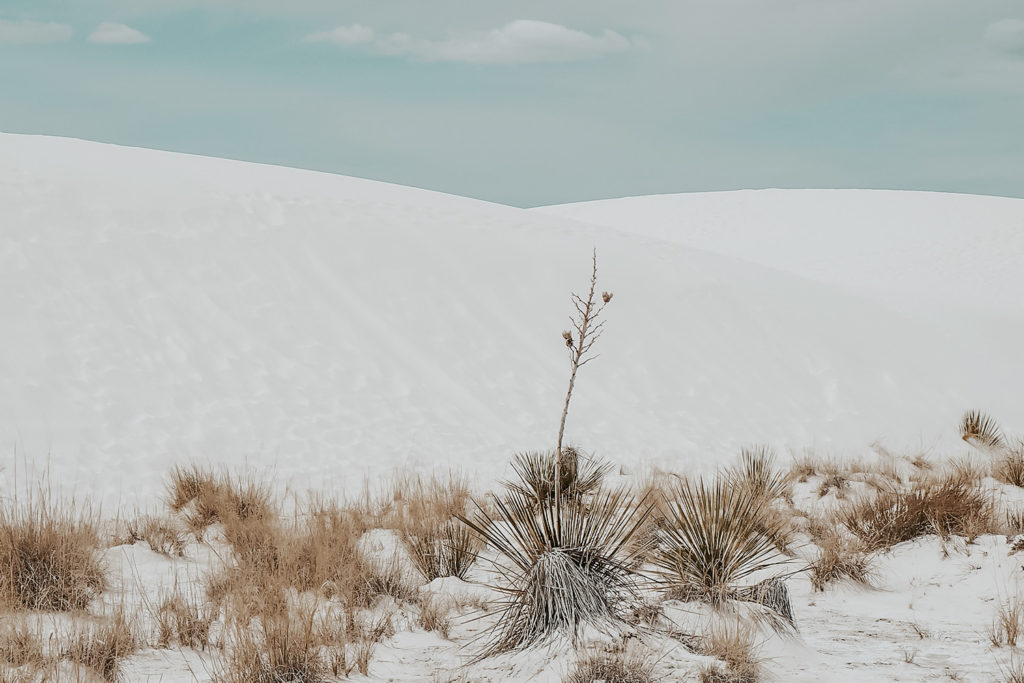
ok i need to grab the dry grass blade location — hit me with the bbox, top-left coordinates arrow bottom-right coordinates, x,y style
457,484 -> 651,657
960,410 -> 1005,450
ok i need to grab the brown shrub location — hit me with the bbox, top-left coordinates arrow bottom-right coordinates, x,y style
63,611 -> 139,682
565,642 -> 656,683
696,619 -> 761,683
842,475 -> 995,551
809,527 -> 873,591
156,592 -> 213,650
0,501 -> 105,611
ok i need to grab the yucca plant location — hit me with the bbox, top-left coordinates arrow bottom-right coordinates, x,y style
652,478 -> 793,627
458,483 -> 652,657
404,521 -> 480,581
961,410 -> 1006,450
725,446 -> 787,503
507,447 -> 611,506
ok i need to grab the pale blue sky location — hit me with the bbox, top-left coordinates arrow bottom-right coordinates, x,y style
2,1 -> 1023,206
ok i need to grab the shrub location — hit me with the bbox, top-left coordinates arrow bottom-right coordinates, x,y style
652,478 -> 791,625
809,528 -> 872,591
696,619 -> 762,683
565,642 -> 656,683
960,410 -> 1005,450
63,611 -> 139,682
842,475 -> 994,551
996,442 -> 1024,488
0,501 -> 105,611
726,447 -> 787,503
992,594 -> 1024,647
156,592 -> 213,650
508,448 -> 611,506
458,483 -> 652,657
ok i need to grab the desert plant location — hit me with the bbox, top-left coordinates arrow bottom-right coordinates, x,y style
404,521 -> 480,581
0,500 -> 105,611
565,642 -> 656,683
508,447 -> 611,506
842,475 -> 995,550
156,591 -> 213,650
961,410 -> 1005,450
63,611 -> 139,682
652,478 -> 792,625
726,447 -> 787,503
696,618 -> 762,683
555,250 -> 613,509
996,441 -> 1024,488
458,483 -> 652,657
992,594 -> 1024,647
809,528 -> 873,591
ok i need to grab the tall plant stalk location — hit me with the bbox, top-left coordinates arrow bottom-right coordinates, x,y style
555,250 -> 612,513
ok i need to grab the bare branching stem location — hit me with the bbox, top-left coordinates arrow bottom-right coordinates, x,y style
554,250 -> 612,513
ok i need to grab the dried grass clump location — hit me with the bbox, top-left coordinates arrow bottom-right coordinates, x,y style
0,622 -> 47,669
166,466 -> 272,541
417,595 -> 452,639
564,642 -> 656,683
841,475 -> 995,551
808,527 -> 873,591
697,619 -> 762,683
652,478 -> 792,626
214,593 -> 326,683
995,442 -> 1024,488
727,447 -> 787,504
156,592 -> 213,650
386,473 -> 482,581
63,612 -> 139,682
991,594 -> 1024,647
458,482 -> 652,657
0,501 -> 105,611
131,516 -> 188,557
404,522 -> 479,582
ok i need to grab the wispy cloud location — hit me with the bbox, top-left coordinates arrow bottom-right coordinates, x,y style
304,20 -> 638,64
985,18 -> 1024,57
88,22 -> 150,45
303,23 -> 374,46
0,19 -> 72,44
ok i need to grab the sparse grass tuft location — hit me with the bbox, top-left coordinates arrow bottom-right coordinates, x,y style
156,591 -> 213,650
564,642 -> 656,683
417,595 -> 452,639
809,527 -> 873,591
0,500 -> 105,611
63,611 -> 139,682
0,621 -> 47,669
991,594 -> 1024,647
696,619 -> 762,683
727,446 -> 787,503
996,441 -> 1024,488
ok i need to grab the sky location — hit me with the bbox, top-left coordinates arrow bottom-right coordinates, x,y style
1,1 -> 1023,207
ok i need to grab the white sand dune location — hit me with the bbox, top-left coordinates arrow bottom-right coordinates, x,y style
6,134 -> 1024,681
3,134 -> 1023,511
